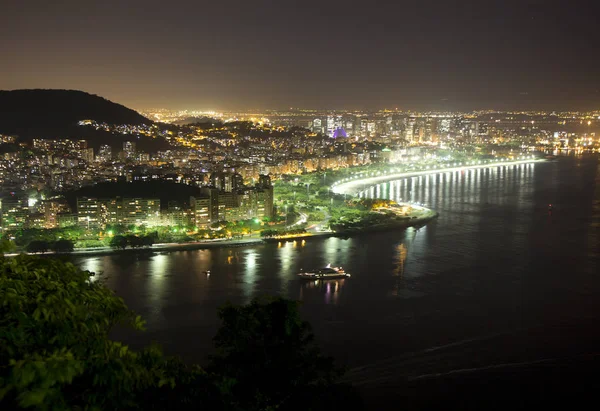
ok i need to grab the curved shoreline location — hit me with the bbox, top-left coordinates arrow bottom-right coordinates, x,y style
332,158 -> 544,195
329,209 -> 438,236
264,210 -> 439,242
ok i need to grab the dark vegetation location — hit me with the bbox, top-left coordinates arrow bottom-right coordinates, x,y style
24,239 -> 75,254
10,227 -> 83,247
0,255 -> 362,410
329,211 -> 411,232
65,181 -> 203,210
0,89 -> 170,151
0,89 -> 149,127
0,143 -> 19,154
109,234 -> 155,250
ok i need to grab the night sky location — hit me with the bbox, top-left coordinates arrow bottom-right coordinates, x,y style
1,0 -> 599,111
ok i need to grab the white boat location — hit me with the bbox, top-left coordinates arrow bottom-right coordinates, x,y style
298,264 -> 351,280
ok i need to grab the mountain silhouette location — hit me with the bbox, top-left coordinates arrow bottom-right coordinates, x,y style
0,89 -> 170,151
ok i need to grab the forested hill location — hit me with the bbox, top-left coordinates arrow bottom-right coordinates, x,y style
0,89 -> 172,151
0,89 -> 150,130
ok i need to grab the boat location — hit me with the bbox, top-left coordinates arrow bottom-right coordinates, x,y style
298,264 -> 351,280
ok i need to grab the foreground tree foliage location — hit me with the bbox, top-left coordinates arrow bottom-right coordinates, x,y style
0,256 -> 362,410
0,238 -> 16,254
209,298 -> 362,411
0,255 -> 221,409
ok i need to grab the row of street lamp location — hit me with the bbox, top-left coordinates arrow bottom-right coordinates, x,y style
331,155 -> 537,189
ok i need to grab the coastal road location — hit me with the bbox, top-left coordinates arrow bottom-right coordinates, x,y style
306,207 -> 331,233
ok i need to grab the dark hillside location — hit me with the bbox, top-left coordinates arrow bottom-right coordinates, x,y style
0,89 -> 149,129
0,89 -> 170,151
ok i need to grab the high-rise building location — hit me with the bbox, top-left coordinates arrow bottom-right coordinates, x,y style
1,196 -> 29,231
199,187 -> 220,222
210,172 -> 244,192
39,200 -> 71,229
367,122 -> 376,134
97,145 -> 112,162
424,118 -> 434,142
77,197 -> 160,229
326,115 -> 343,137
439,118 -> 452,135
256,174 -> 273,219
360,118 -> 368,135
190,196 -> 211,227
210,172 -> 225,191
253,187 -> 273,219
218,192 -> 242,222
214,188 -> 274,222
192,175 -> 274,224
123,141 -> 136,159
120,198 -> 160,226
232,173 -> 244,191
353,117 -> 362,136
76,197 -> 102,229
312,118 -> 323,134
161,202 -> 189,227
57,213 -> 77,228
405,118 -> 416,142
79,147 -> 94,162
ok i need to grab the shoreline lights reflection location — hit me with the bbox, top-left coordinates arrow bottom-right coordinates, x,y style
359,162 -> 536,213
300,279 -> 345,305
333,158 -> 542,195
72,157 -> 556,343
81,257 -> 102,282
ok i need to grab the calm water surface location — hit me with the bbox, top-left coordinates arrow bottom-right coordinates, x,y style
75,155 -> 600,378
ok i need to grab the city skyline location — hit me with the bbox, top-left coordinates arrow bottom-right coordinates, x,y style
2,0 -> 599,111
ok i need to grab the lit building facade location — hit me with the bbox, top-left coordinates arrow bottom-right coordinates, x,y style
77,197 -> 160,229
1,196 -> 29,231
96,145 -> 112,162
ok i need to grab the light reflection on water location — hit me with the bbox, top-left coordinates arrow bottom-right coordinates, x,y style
81,257 -> 102,282
243,249 -> 258,300
148,254 -> 169,317
85,163 -> 541,317
72,158 -> 600,366
361,163 -> 536,213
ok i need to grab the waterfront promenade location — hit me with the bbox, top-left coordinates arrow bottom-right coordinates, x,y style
331,158 -> 544,195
